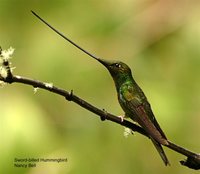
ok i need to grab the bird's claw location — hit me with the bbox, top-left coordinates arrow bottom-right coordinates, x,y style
118,115 -> 124,122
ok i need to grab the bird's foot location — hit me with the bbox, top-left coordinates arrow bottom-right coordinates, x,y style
117,115 -> 125,122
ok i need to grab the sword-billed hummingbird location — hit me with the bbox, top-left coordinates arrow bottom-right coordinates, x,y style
32,11 -> 170,165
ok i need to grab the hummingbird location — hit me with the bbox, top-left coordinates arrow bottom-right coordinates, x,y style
31,11 -> 170,165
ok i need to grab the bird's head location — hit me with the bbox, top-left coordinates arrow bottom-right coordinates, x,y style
96,58 -> 132,86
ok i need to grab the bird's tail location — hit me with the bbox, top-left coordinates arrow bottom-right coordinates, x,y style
151,138 -> 170,166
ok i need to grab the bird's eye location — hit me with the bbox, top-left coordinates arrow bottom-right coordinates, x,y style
114,63 -> 121,68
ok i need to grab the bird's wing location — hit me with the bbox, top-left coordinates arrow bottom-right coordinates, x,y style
122,85 -> 168,145
143,101 -> 167,139
136,85 -> 168,139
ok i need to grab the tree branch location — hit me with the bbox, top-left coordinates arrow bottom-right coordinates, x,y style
0,51 -> 199,170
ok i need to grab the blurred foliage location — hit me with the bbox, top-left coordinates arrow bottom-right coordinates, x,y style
0,0 -> 200,173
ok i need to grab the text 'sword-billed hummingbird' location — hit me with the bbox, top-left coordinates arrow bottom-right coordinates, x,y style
32,11 -> 170,165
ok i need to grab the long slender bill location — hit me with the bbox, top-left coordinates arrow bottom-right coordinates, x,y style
31,11 -> 101,62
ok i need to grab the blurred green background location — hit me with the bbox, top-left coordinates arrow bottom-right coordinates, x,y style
0,0 -> 200,173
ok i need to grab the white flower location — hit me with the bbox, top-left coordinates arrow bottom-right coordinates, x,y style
1,47 -> 15,60
0,47 -> 15,80
123,127 -> 132,138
